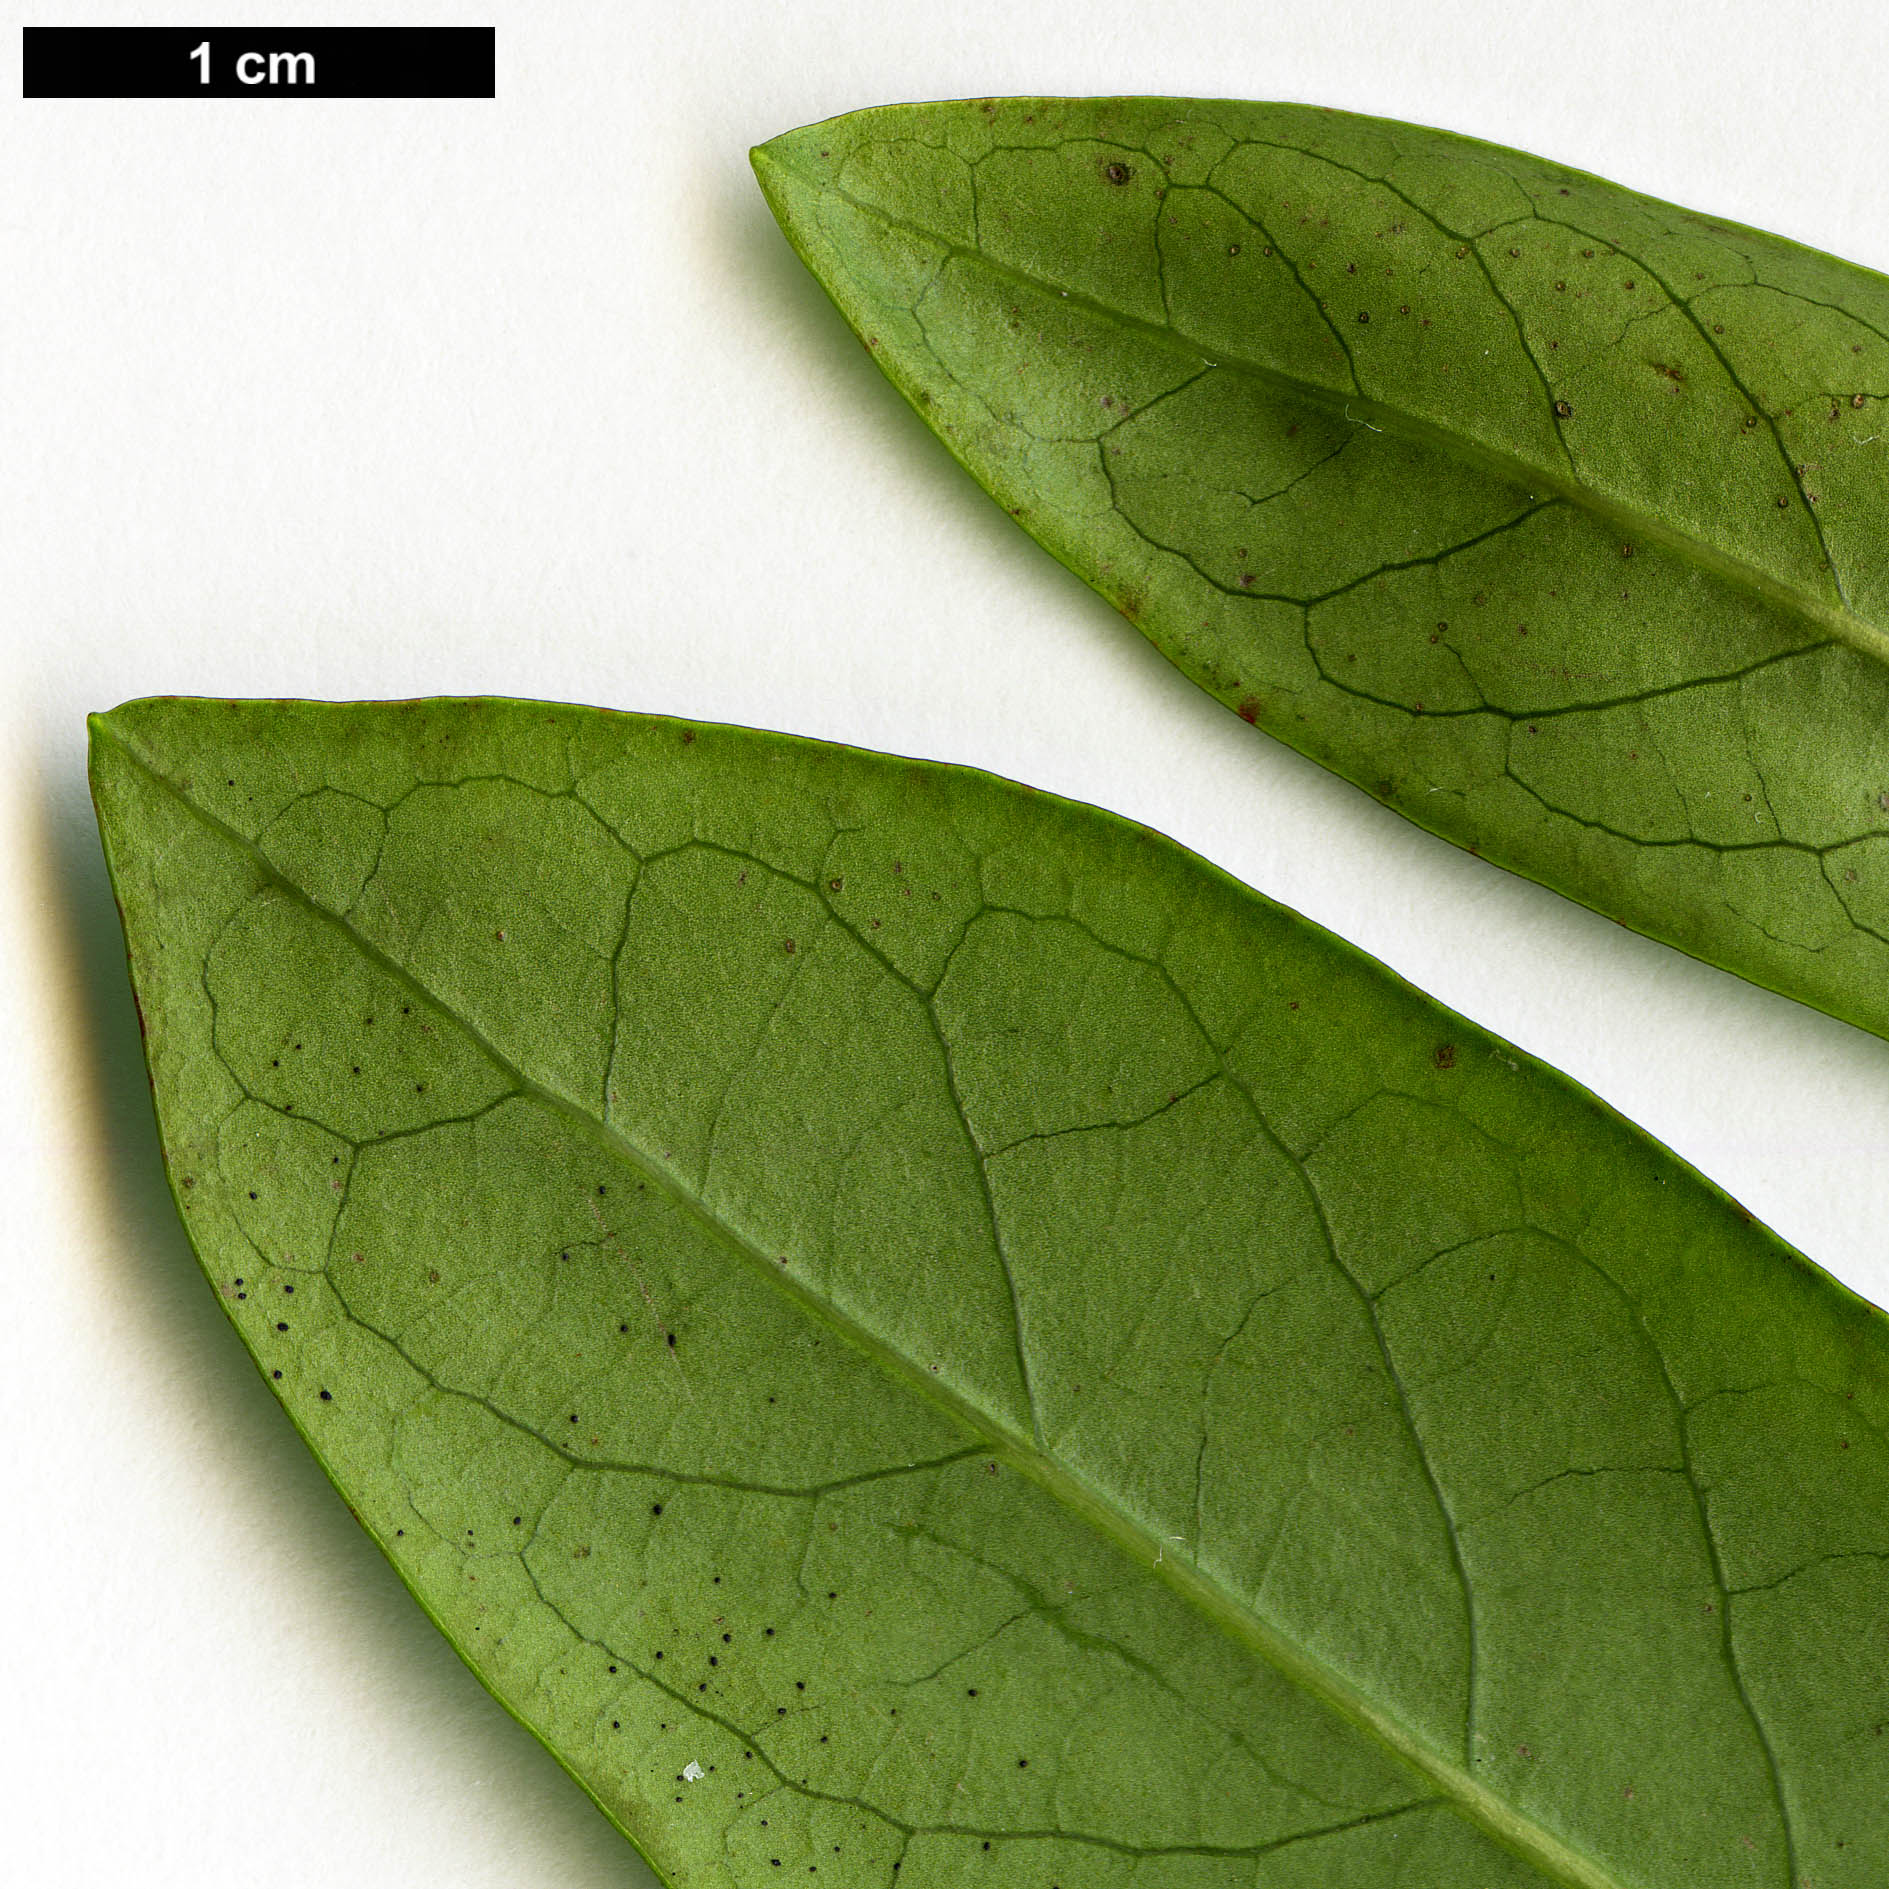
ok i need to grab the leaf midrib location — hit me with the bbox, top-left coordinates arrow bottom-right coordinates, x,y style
755,144 -> 1889,677
102,717 -> 1627,1889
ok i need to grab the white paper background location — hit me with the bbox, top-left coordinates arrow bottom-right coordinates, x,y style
5,2 -> 1888,1880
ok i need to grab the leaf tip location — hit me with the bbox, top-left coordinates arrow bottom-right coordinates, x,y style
86,706 -> 125,791
749,128 -> 819,230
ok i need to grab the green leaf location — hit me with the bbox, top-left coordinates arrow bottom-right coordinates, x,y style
752,98 -> 1889,1045
93,696 -> 1889,1887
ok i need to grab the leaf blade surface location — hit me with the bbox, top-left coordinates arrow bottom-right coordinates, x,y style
753,97 -> 1889,1043
93,697 -> 1889,1887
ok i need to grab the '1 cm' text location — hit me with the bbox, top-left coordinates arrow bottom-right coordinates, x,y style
188,41 -> 315,87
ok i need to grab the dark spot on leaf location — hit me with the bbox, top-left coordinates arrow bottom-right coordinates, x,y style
1434,1044 -> 1457,1071
1102,161 -> 1131,185
1554,400 -> 1572,419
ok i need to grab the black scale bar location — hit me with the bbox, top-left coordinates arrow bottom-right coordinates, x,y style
24,27 -> 495,98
